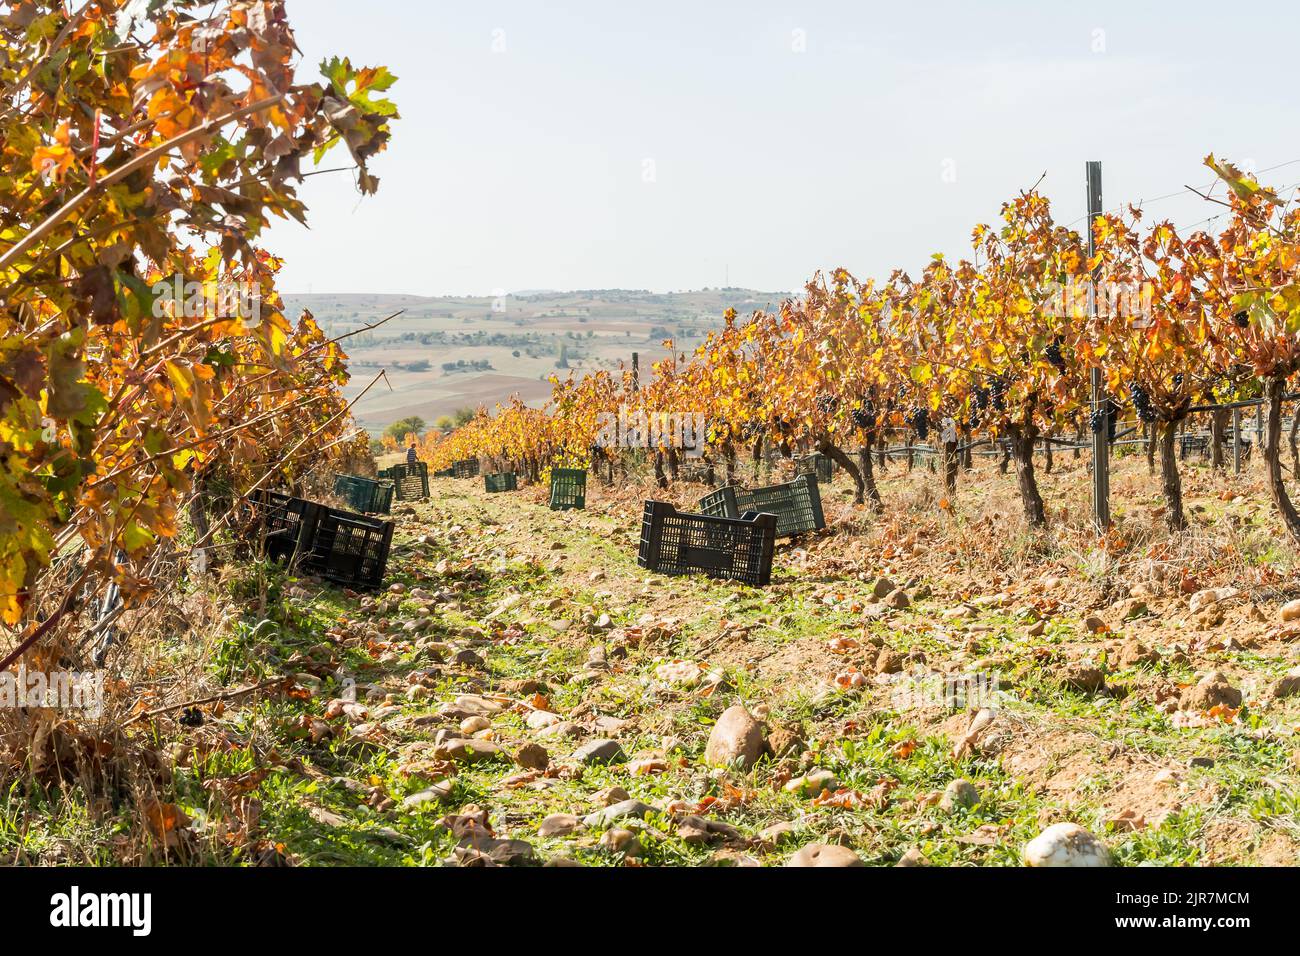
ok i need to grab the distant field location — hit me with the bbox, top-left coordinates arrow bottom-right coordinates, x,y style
354,373 -> 555,426
282,288 -> 790,431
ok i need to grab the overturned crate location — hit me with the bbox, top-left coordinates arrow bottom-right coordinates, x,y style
333,473 -> 395,514
638,501 -> 777,586
248,489 -> 320,563
794,452 -> 834,484
379,461 -> 430,501
549,468 -> 587,511
697,473 -> 824,539
303,506 -> 395,590
452,458 -> 480,479
484,472 -> 518,493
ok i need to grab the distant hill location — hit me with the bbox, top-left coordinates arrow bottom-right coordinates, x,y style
281,288 -> 792,433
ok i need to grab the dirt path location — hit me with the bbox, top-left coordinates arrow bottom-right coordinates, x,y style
149,468 -> 1300,866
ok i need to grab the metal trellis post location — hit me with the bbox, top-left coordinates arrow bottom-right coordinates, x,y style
1086,161 -> 1110,531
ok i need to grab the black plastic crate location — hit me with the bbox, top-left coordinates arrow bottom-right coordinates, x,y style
794,453 -> 833,484
379,462 -> 430,500
382,461 -> 427,479
637,501 -> 777,586
697,473 -> 824,539
452,458 -> 480,479
304,506 -> 394,590
248,489 -> 320,563
393,472 -> 429,500
549,468 -> 587,510
484,472 -> 518,493
434,467 -> 454,478
333,474 -> 394,514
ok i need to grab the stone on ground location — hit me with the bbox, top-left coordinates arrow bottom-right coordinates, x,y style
703,705 -> 768,769
1023,823 -> 1111,867
786,843 -> 864,867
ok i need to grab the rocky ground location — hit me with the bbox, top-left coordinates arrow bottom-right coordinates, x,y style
11,451 -> 1300,866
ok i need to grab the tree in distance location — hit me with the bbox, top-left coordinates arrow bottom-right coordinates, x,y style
384,416 -> 426,441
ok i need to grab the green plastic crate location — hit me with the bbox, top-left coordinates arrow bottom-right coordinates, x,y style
484,472 -> 518,493
333,474 -> 368,510
333,474 -> 394,514
549,468 -> 587,510
698,473 -> 825,539
794,453 -> 833,484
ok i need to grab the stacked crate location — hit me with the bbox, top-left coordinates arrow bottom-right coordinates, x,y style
379,462 -> 430,501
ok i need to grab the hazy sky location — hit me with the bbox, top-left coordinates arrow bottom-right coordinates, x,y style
268,0 -> 1300,297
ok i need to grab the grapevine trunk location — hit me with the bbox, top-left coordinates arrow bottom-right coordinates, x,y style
942,439 -> 959,493
857,445 -> 883,512
1158,418 -> 1187,532
1006,422 -> 1046,527
819,440 -> 864,505
1264,376 -> 1300,545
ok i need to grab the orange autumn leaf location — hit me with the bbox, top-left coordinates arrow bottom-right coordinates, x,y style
892,740 -> 918,760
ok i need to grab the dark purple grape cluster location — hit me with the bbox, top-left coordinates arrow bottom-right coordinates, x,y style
1089,400 -> 1120,441
1045,338 -> 1066,371
816,394 -> 838,416
909,407 -> 929,440
1234,311 -> 1249,329
850,399 -> 875,431
988,376 -> 1008,411
1130,382 -> 1156,424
